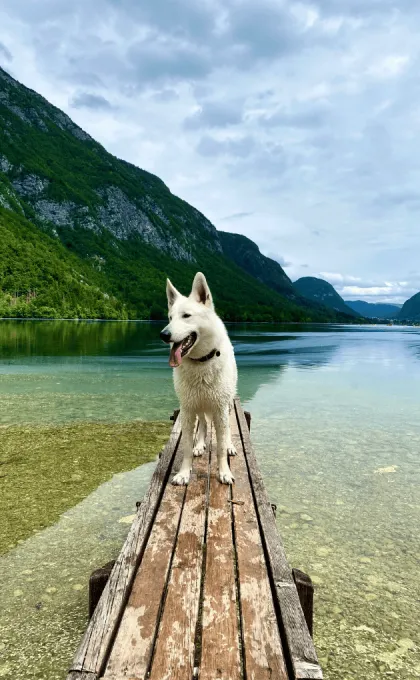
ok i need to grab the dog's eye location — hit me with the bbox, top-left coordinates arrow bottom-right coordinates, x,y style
182,313 -> 191,319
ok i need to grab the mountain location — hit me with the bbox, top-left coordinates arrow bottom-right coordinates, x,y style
398,293 -> 420,322
0,66 -> 355,323
293,277 -> 361,317
345,300 -> 401,319
218,231 -> 295,298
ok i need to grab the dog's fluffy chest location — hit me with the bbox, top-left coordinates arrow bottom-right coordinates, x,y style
173,348 -> 237,412
174,359 -> 221,395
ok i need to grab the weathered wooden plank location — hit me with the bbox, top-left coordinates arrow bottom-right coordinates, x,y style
67,413 -> 182,678
148,440 -> 209,680
200,426 -> 241,680
103,441 -> 188,679
234,398 -> 323,680
293,569 -> 314,638
66,673 -> 97,680
230,413 -> 288,680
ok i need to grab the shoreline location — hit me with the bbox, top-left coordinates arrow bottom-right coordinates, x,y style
0,317 -> 410,326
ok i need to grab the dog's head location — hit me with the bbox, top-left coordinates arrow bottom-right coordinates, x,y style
160,272 -> 216,368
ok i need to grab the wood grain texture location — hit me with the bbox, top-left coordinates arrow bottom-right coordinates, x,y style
200,426 -> 241,680
67,414 -> 182,678
103,443 -> 188,679
230,413 -> 288,680
148,443 -> 209,680
234,398 -> 323,680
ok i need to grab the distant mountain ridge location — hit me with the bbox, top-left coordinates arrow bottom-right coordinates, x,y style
345,300 -> 401,319
293,277 -> 360,317
0,65 -> 356,323
398,293 -> 420,322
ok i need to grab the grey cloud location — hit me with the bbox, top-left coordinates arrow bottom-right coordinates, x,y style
228,141 -> 290,184
128,37 -> 211,87
0,0 -> 215,39
0,0 -> 312,95
70,92 -> 112,109
197,135 -> 256,158
152,88 -> 179,102
0,0 -> 104,26
184,101 -> 244,130
69,72 -> 104,88
221,212 -> 254,221
371,189 -> 420,211
118,0 -> 216,42
260,107 -> 329,130
226,1 -> 303,63
315,0 -> 420,18
0,42 -> 12,62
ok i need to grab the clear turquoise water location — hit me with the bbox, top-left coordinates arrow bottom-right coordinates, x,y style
0,320 -> 419,679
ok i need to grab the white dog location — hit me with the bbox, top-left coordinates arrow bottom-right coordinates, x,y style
160,272 -> 237,485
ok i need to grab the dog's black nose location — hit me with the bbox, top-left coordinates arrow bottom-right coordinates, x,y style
160,329 -> 172,343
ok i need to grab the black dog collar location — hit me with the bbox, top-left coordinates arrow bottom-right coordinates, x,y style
189,349 -> 220,363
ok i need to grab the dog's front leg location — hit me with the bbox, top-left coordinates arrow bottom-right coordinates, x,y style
172,410 -> 195,486
193,412 -> 207,457
214,408 -> 235,485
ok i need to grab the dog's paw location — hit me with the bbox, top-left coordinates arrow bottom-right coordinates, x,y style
193,443 -> 206,457
219,467 -> 235,485
227,443 -> 237,456
172,470 -> 191,486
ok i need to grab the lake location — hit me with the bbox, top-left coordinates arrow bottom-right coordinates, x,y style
0,320 -> 419,680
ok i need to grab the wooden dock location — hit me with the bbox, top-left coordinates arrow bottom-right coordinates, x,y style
67,398 -> 323,680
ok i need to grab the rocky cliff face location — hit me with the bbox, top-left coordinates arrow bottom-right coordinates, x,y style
0,66 -> 222,264
219,231 -> 296,299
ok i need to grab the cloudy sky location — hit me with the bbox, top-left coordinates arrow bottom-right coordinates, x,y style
0,0 -> 419,304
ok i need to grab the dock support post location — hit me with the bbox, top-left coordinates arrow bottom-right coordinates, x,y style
88,498 -> 143,617
88,561 -> 115,619
292,568 -> 314,637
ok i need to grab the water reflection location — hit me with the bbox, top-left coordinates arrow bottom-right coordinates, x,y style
0,321 -> 341,425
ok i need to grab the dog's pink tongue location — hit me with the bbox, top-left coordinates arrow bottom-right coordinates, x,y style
169,343 -> 183,368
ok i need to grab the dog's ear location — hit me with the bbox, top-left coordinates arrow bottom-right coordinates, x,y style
166,278 -> 180,309
190,272 -> 213,308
